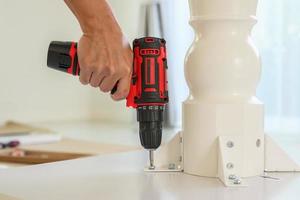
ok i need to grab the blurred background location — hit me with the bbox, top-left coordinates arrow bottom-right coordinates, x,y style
0,0 -> 299,136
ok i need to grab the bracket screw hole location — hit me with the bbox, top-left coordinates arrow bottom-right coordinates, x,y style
256,139 -> 261,147
226,162 -> 234,169
227,141 -> 234,148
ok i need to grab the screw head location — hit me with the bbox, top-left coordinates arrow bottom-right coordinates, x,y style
226,162 -> 234,169
256,139 -> 261,147
233,179 -> 242,185
168,163 -> 176,170
148,165 -> 155,170
227,141 -> 234,148
228,174 -> 237,180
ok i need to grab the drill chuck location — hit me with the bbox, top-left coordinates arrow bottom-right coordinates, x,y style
138,106 -> 164,150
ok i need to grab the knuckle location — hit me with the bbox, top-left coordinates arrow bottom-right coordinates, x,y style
112,94 -> 123,101
88,64 -> 98,72
101,66 -> 110,76
79,77 -> 89,85
99,85 -> 110,93
113,89 -> 129,100
101,65 -> 117,77
119,89 -> 129,97
108,67 -> 116,76
90,81 -> 99,88
80,58 -> 91,68
112,97 -> 122,101
80,60 -> 98,72
122,66 -> 131,75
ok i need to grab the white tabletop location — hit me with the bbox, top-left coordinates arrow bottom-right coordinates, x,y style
0,150 -> 300,200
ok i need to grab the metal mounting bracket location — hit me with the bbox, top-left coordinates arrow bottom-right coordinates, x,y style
265,134 -> 300,172
217,135 -> 247,187
145,131 -> 183,172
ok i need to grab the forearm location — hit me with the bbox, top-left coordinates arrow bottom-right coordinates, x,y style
64,0 -> 121,36
63,0 -> 132,101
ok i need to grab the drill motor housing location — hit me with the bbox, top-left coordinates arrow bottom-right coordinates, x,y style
127,37 -> 169,150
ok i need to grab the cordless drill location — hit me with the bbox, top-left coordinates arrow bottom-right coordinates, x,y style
47,37 -> 169,169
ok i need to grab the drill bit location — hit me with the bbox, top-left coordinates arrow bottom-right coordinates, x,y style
148,150 -> 155,170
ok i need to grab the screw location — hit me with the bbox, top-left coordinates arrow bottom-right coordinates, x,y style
233,178 -> 241,185
227,141 -> 234,148
256,139 -> 261,147
226,162 -> 234,169
148,165 -> 155,170
168,163 -> 176,170
148,150 -> 155,170
180,137 -> 183,143
228,174 -> 237,180
179,156 -> 182,162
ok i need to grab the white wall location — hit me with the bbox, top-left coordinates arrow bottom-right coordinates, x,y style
0,0 -> 145,124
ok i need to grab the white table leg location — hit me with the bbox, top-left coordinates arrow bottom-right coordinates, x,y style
183,0 -> 264,185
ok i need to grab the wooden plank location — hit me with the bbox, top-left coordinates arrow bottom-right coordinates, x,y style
0,194 -> 21,200
22,138 -> 139,155
0,149 -> 89,164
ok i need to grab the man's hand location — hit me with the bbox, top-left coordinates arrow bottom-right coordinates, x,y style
78,28 -> 132,101
64,0 -> 132,101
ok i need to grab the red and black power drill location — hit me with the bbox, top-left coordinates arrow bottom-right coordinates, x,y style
47,37 -> 168,169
